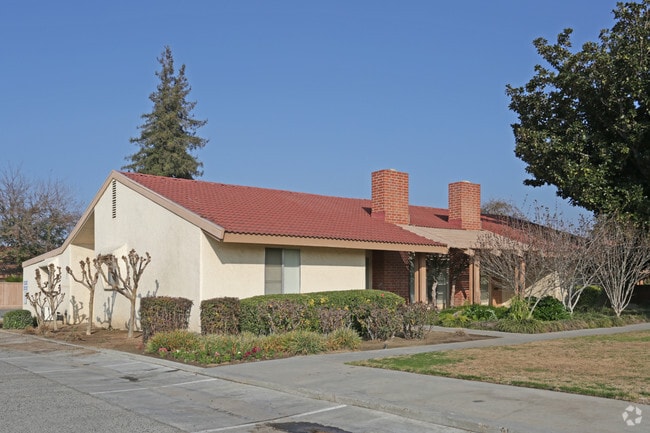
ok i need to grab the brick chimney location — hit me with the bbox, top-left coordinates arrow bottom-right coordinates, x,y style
448,181 -> 481,230
371,169 -> 410,224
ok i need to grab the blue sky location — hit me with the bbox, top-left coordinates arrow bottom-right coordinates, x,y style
1,1 -> 619,219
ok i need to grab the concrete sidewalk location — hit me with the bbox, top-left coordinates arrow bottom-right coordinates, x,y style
199,322 -> 650,433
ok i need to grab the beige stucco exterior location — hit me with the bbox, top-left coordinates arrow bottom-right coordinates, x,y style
23,173 -> 369,333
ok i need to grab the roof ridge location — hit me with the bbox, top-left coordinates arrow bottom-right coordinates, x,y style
119,171 -> 371,203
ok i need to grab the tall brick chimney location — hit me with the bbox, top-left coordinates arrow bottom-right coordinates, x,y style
371,169 -> 410,224
448,181 -> 481,230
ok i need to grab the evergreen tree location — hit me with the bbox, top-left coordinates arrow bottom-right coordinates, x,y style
124,46 -> 207,179
507,1 -> 650,220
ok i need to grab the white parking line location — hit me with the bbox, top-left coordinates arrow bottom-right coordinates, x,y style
192,404 -> 348,433
90,377 -> 219,395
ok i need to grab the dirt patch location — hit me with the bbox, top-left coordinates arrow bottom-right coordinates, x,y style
5,325 -> 487,358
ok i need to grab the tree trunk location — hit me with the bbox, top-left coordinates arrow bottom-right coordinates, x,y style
128,296 -> 136,338
86,289 -> 95,336
49,299 -> 58,331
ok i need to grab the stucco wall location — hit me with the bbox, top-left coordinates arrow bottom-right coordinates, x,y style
92,180 -> 203,332
201,240 -> 367,298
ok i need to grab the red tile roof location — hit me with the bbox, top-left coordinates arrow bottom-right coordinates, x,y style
120,172 -> 445,247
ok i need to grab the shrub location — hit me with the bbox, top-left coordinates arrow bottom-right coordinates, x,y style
531,296 -> 570,321
434,304 -> 507,328
317,307 -> 352,334
239,295 -> 314,335
240,290 -> 404,336
146,329 -> 202,353
278,329 -> 326,354
437,310 -> 471,328
140,296 -> 193,343
356,305 -> 402,340
2,310 -> 34,329
325,327 -> 362,351
200,297 -> 240,335
507,296 -> 530,320
575,286 -> 608,312
400,303 -> 433,339
258,299 -> 318,335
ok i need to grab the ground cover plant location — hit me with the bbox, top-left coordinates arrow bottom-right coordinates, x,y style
351,330 -> 650,404
434,294 -> 648,333
145,328 -> 362,364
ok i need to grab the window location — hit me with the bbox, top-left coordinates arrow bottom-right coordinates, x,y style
265,248 -> 300,294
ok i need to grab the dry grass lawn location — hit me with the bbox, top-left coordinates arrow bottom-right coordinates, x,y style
353,331 -> 650,404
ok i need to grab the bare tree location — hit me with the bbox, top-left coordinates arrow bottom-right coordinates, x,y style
66,257 -> 101,336
97,249 -> 151,338
474,219 -> 558,318
0,165 -> 81,273
26,264 -> 66,330
25,292 -> 48,328
539,215 -> 598,314
590,215 -> 650,317
481,198 -> 525,219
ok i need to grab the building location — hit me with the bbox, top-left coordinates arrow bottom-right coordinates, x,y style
23,169 -> 515,332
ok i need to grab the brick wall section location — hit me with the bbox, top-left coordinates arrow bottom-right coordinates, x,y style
448,181 -> 481,230
372,250 -> 410,301
371,169 -> 410,225
452,266 -> 471,306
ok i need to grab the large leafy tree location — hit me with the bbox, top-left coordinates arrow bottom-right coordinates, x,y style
507,1 -> 650,220
124,46 -> 208,179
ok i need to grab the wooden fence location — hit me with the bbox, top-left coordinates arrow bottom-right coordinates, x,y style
0,282 -> 23,310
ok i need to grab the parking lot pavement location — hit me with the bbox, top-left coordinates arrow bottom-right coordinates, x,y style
0,331 -> 465,433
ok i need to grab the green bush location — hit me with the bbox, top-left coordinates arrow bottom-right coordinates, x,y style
325,327 -> 361,350
506,296 -> 530,320
277,329 -> 326,354
3,275 -> 22,282
200,297 -> 241,335
239,290 -> 405,336
140,296 -> 193,343
146,329 -> 202,353
531,296 -> 570,321
437,310 -> 471,328
434,304 -> 507,328
2,310 -> 34,329
260,299 -> 318,334
575,286 -> 608,312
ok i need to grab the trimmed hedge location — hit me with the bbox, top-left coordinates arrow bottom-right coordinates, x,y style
2,309 -> 34,329
140,296 -> 193,343
200,297 -> 241,335
239,290 -> 405,338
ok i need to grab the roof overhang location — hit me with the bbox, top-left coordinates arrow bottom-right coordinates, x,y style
114,171 -> 226,240
23,171 -> 227,268
222,233 -> 448,254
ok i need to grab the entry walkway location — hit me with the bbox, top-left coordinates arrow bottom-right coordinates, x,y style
204,322 -> 650,433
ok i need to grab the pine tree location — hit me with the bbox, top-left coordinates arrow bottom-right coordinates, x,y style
123,46 -> 208,179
